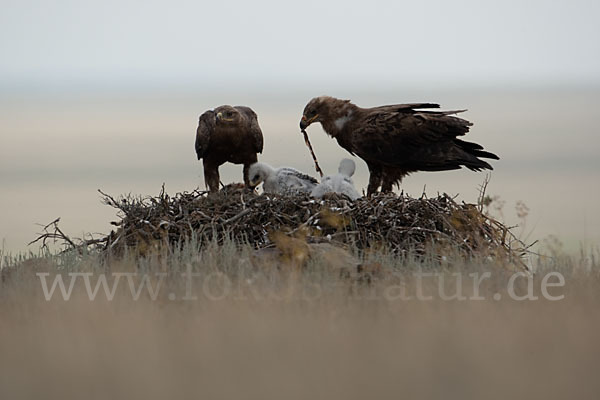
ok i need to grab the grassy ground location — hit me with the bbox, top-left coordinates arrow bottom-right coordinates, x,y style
1,240 -> 599,399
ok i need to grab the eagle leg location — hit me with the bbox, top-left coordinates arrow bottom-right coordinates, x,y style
381,179 -> 394,193
242,163 -> 252,188
366,163 -> 383,196
381,169 -> 405,193
203,160 -> 220,193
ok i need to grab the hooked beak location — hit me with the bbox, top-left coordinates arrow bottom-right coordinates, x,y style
249,175 -> 262,188
300,114 -> 319,130
216,112 -> 233,122
249,180 -> 261,190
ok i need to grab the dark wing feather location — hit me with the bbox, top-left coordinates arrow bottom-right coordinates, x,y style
235,106 -> 264,154
372,103 -> 440,113
352,107 -> 498,171
195,110 -> 214,160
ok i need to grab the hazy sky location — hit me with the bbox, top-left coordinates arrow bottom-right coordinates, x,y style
1,0 -> 599,88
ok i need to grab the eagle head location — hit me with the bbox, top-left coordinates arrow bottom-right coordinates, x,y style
300,96 -> 329,130
214,105 -> 240,124
248,162 -> 270,188
300,96 -> 352,131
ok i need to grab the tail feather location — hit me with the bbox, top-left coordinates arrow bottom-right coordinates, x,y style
471,149 -> 500,160
464,158 -> 493,171
455,138 -> 499,161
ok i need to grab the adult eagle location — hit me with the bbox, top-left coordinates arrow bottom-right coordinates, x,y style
299,96 -> 499,196
195,105 -> 263,192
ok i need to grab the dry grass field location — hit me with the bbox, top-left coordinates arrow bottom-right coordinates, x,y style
1,238 -> 598,400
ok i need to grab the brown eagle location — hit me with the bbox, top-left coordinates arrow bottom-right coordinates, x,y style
195,105 -> 264,192
299,96 -> 499,196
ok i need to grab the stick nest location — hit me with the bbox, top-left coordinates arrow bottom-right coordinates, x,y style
63,185 -> 526,266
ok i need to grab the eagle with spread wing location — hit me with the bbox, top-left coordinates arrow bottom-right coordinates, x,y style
195,105 -> 263,192
299,96 -> 499,196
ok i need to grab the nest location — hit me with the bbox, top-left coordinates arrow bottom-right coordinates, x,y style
42,184 -> 523,266
29,182 -> 530,270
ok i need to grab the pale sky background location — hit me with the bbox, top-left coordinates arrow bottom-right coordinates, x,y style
1,0 -> 599,254
1,0 -> 599,88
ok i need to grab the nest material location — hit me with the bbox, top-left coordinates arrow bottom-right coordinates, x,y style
89,186 -> 527,266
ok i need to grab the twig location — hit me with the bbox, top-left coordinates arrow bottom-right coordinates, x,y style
301,129 -> 324,177
221,208 -> 252,225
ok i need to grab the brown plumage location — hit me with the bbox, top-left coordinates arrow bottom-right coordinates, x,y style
195,105 -> 264,192
299,96 -> 499,196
